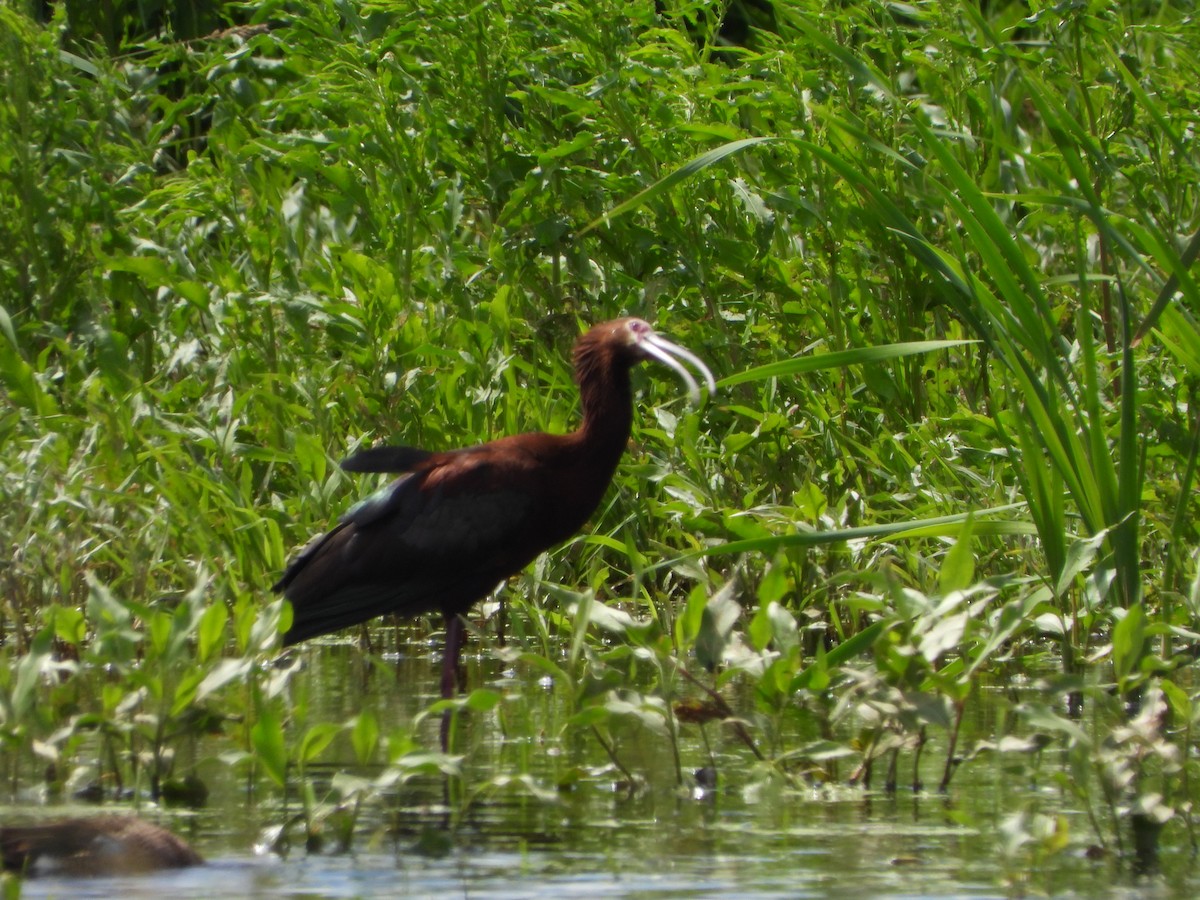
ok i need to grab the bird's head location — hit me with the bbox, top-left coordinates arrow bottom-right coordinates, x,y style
584,318 -> 717,405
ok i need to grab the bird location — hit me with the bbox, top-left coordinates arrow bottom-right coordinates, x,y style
0,815 -> 202,877
274,317 -> 715,701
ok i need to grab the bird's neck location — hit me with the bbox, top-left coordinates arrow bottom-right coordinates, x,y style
573,353 -> 634,471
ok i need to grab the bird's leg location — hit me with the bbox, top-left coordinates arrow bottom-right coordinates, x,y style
440,613 -> 466,698
440,613 -> 467,752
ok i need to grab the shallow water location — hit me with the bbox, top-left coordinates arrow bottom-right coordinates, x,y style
7,630 -> 1197,899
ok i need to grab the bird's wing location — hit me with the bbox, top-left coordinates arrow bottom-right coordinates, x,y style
340,445 -> 433,473
274,448 -> 542,609
345,449 -> 540,557
276,445 -> 547,639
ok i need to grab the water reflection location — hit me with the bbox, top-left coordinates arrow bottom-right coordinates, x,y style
10,626 -> 1196,898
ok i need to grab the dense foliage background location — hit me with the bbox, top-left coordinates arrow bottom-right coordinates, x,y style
2,0 -> 1199,888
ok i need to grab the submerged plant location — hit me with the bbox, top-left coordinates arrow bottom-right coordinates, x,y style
0,0 -> 1198,888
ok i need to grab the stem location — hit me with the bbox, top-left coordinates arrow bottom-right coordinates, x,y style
590,726 -> 636,790
937,700 -> 966,792
677,666 -> 764,761
912,725 -> 927,793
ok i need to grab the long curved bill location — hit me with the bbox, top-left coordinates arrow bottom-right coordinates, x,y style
642,332 -> 718,406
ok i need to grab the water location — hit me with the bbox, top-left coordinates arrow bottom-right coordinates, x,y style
7,630 -> 1197,898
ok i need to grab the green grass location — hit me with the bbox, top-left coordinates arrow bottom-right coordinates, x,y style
2,0 -> 1199,881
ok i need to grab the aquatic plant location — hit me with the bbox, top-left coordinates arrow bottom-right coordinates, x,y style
1,0 -> 1198,889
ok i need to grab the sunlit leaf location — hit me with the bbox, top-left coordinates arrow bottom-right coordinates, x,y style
577,137 -> 775,237
1112,604 -> 1147,682
251,708 -> 288,788
197,659 -> 252,702
721,341 -> 975,387
695,580 -> 741,671
919,613 -> 969,665
937,515 -> 975,595
1054,531 -> 1108,599
792,620 -> 890,692
351,711 -> 379,766
197,602 -> 229,664
298,722 -> 341,766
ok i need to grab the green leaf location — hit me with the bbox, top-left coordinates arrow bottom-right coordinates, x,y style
298,722 -> 341,766
144,608 -> 173,658
1019,704 -> 1091,748
48,605 -> 87,647
756,557 -> 790,606
566,587 -> 593,673
695,581 -> 741,671
0,303 -> 17,348
10,628 -> 54,722
967,590 -> 1046,677
515,651 -> 568,684
658,504 -> 1029,567
721,341 -> 975,387
251,708 -> 288,788
566,705 -> 611,729
749,600 -> 797,655
1159,680 -> 1192,722
792,620 -> 890,692
196,658 -> 252,702
538,132 -> 595,164
577,137 -> 775,237
464,688 -> 504,713
351,711 -> 379,766
1054,531 -> 1107,599
676,583 -> 708,649
794,642 -> 830,693
748,600 -> 772,653
1112,604 -> 1147,682
937,514 -> 975,595
197,602 -> 229,664
920,613 -> 969,665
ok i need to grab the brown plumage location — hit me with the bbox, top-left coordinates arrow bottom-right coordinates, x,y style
274,318 -> 714,696
0,816 -> 202,877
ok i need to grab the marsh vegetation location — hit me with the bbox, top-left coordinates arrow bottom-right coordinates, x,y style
2,0 -> 1199,895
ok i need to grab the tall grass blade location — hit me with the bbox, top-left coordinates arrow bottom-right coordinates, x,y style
577,137 -> 775,237
720,340 -> 975,387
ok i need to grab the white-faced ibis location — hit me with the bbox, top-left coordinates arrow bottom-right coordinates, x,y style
0,816 -> 202,876
274,318 -> 715,699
